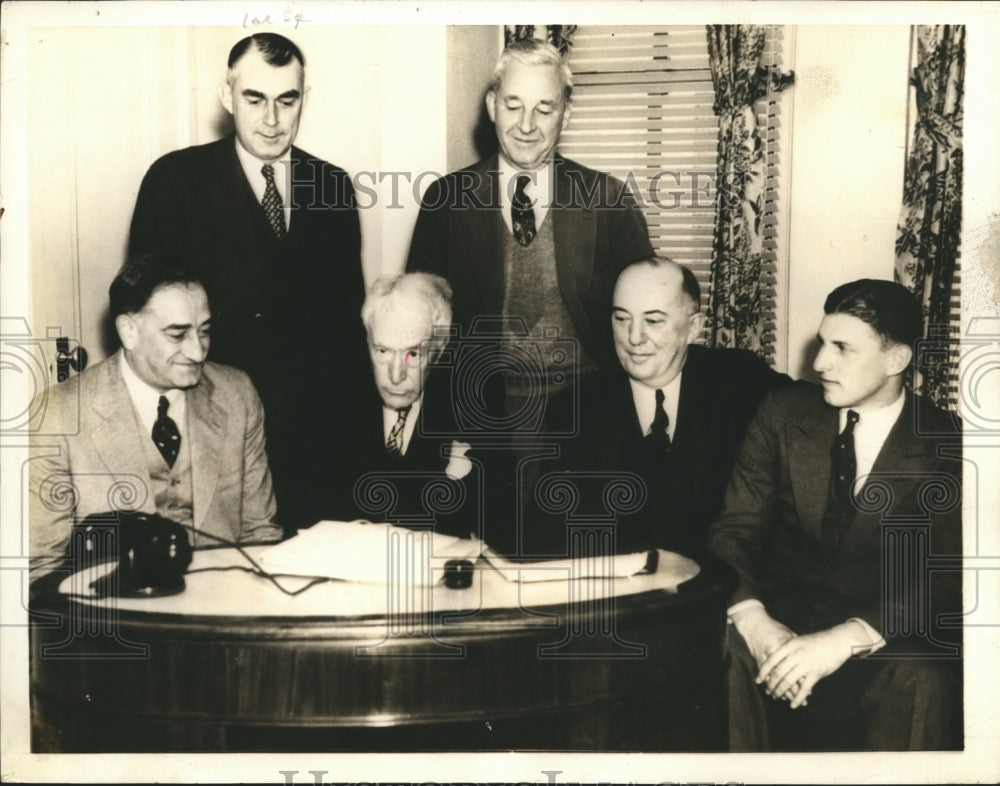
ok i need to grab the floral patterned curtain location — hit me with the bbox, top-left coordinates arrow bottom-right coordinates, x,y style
895,26 -> 964,410
504,25 -> 577,54
705,25 -> 793,354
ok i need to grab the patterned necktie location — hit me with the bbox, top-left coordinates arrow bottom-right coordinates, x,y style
511,174 -> 536,246
152,395 -> 181,468
261,163 -> 286,239
644,388 -> 671,451
832,409 -> 860,501
386,405 -> 412,458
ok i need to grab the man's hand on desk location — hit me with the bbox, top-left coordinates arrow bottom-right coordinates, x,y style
755,621 -> 873,709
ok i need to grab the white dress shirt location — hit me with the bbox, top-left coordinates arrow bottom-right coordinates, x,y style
496,154 -> 554,236
629,374 -> 683,442
120,352 -> 186,440
234,139 -> 293,232
848,390 -> 906,494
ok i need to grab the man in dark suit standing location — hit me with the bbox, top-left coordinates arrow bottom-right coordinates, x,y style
523,257 -> 790,559
318,273 -> 480,540
407,38 -> 654,421
128,33 -> 366,532
709,279 -> 962,750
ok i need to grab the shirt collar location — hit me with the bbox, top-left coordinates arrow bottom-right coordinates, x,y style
839,390 -> 905,433
496,154 -> 554,214
234,137 -> 292,201
629,372 -> 684,438
119,351 -> 186,433
382,395 -> 423,454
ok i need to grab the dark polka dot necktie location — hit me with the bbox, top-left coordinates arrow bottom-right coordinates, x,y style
833,409 -> 860,501
511,174 -> 536,246
152,395 -> 181,468
261,163 -> 287,240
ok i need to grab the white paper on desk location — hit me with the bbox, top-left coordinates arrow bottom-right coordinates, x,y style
481,547 -> 654,583
255,520 -> 480,584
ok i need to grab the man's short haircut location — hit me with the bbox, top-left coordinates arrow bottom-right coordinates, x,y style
227,33 -> 305,70
361,272 -> 453,357
109,253 -> 205,320
491,38 -> 573,102
823,278 -> 924,349
630,256 -> 701,312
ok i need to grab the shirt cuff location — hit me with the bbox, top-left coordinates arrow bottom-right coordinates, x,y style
847,617 -> 886,656
726,598 -> 765,621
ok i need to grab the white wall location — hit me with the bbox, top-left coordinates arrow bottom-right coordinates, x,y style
21,24 -> 918,375
784,26 -> 911,379
26,25 -> 450,364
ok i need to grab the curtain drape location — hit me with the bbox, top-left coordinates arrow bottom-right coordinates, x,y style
504,25 -> 577,54
705,25 -> 793,355
895,25 -> 965,410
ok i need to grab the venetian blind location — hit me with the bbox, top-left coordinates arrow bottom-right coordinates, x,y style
560,26 -> 787,362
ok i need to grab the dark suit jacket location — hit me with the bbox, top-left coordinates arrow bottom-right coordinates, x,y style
314,372 -> 496,542
524,346 -> 791,558
406,154 -> 654,370
708,382 -> 963,643
128,134 -> 368,529
29,351 -> 280,575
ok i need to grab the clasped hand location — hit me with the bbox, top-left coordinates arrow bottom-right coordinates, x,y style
732,606 -> 867,709
755,624 -> 863,708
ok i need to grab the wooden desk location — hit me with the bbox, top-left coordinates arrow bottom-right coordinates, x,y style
30,546 -> 736,752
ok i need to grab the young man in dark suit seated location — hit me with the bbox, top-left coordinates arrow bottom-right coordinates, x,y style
709,278 -> 963,751
315,273 -> 486,541
521,257 -> 791,559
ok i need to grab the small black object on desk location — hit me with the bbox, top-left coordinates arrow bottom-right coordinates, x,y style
443,559 -> 474,589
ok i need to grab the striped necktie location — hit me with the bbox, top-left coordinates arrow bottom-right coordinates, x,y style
386,405 -> 412,458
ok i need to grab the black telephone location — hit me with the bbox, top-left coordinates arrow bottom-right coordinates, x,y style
72,511 -> 193,598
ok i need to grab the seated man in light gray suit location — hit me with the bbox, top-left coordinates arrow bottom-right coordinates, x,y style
29,253 -> 281,577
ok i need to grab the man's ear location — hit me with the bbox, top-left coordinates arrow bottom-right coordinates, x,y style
687,311 -> 707,345
560,99 -> 573,133
485,90 -> 497,123
116,314 -> 138,351
887,342 -> 913,377
218,79 -> 234,115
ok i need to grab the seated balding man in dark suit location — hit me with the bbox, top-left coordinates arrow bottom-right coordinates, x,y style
29,254 -> 281,578
521,257 -> 790,559
709,279 -> 962,751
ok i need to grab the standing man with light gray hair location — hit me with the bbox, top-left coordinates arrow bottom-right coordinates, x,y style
406,38 -> 655,424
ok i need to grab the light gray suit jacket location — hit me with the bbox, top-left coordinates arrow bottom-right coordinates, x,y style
29,351 -> 280,573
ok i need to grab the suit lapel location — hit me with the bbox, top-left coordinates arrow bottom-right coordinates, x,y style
788,400 -> 838,542
467,156 -> 506,316
552,156 -> 596,344
609,372 -> 644,463
89,354 -> 156,513
219,135 -> 285,242
186,373 -> 225,528
839,396 -> 926,555
673,350 -> 705,450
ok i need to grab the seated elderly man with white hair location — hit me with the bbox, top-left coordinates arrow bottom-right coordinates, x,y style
312,272 -> 486,540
